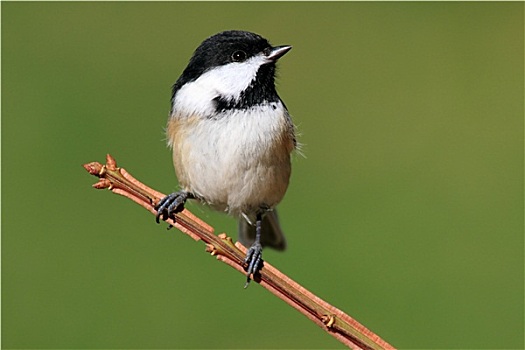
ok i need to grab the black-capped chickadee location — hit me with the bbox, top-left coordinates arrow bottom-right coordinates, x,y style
155,30 -> 296,285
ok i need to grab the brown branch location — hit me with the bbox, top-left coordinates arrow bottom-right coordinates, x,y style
83,154 -> 395,350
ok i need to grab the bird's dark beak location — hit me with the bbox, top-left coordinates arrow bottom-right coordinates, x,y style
266,45 -> 292,62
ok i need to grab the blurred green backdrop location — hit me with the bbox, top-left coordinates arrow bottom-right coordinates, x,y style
2,2 -> 523,349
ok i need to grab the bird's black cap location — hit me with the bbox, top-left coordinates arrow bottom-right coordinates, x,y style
172,30 -> 291,111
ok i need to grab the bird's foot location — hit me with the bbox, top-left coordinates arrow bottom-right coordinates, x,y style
243,242 -> 264,288
155,191 -> 192,225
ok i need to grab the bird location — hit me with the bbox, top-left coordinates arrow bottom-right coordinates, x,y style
155,30 -> 296,286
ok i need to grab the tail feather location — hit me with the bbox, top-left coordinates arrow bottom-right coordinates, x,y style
238,210 -> 286,251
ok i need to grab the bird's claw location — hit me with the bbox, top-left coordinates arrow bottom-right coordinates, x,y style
244,242 -> 264,288
155,191 -> 190,224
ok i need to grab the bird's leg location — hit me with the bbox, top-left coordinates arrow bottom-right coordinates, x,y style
155,191 -> 194,225
244,212 -> 264,288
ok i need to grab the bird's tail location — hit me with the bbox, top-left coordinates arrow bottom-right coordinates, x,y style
238,209 -> 286,251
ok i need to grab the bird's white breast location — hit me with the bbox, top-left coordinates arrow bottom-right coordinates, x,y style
168,103 -> 293,218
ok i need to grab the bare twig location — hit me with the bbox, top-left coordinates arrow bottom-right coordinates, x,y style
83,154 -> 395,350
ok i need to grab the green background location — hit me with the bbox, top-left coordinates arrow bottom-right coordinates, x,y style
2,2 -> 523,349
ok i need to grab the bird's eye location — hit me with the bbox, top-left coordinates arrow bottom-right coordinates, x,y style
231,50 -> 247,62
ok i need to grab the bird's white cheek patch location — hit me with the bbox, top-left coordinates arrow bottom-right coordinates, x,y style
173,55 -> 267,117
